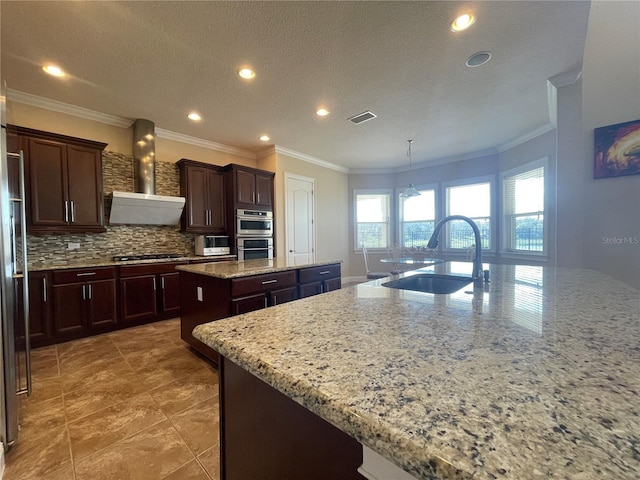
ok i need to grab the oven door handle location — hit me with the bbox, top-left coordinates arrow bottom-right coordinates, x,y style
237,247 -> 274,251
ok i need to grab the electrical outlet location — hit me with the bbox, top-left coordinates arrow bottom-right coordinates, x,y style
67,242 -> 80,250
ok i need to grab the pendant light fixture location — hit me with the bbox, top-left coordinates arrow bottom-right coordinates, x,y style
400,139 -> 420,198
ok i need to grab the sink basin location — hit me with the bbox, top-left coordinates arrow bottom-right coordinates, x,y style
382,273 -> 473,294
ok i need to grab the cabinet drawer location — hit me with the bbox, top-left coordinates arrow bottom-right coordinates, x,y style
53,266 -> 115,284
119,262 -> 187,277
298,264 -> 341,284
231,271 -> 297,297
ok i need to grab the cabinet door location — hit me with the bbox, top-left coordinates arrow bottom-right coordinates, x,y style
206,169 -> 226,231
66,144 -> 104,227
236,169 -> 256,205
299,282 -> 323,299
87,279 -> 117,330
185,166 -> 209,230
269,286 -> 298,306
324,277 -> 342,293
14,273 -> 52,349
231,293 -> 266,315
120,275 -> 158,323
255,173 -> 273,207
53,283 -> 86,335
159,272 -> 181,316
26,137 -> 68,227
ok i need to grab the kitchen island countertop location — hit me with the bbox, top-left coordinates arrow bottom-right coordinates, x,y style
176,257 -> 343,279
193,263 -> 640,480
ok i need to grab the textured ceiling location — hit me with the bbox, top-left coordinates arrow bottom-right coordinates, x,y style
0,1 -> 591,170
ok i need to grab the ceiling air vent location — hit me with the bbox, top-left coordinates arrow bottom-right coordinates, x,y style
348,110 -> 377,125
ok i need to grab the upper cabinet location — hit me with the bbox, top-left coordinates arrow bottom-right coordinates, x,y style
177,159 -> 226,234
225,164 -> 274,210
15,127 -> 107,234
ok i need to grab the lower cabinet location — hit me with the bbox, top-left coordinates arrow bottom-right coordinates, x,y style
52,267 -> 117,340
119,262 -> 186,324
298,264 -> 342,299
14,271 -> 53,350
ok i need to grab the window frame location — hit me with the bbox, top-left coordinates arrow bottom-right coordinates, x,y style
353,189 -> 393,251
441,175 -> 496,253
500,158 -> 547,258
395,183 -> 439,249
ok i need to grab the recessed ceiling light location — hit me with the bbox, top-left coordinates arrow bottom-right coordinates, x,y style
259,135 -> 270,142
451,13 -> 475,32
465,51 -> 492,67
187,112 -> 202,121
238,68 -> 256,79
42,64 -> 66,77
316,108 -> 330,117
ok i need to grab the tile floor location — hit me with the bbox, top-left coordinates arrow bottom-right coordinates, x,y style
4,318 -> 220,480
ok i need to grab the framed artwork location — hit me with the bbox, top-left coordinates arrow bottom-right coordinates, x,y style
594,119 -> 640,179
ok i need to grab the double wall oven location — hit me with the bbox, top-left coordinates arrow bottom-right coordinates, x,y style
236,209 -> 273,260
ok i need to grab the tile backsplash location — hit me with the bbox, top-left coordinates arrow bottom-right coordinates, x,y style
27,151 -> 195,269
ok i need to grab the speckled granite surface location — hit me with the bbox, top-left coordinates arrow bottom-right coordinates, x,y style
28,255 -> 237,272
193,263 -> 640,480
176,257 -> 343,279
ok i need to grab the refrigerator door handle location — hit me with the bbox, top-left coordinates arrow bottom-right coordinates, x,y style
16,150 -> 32,396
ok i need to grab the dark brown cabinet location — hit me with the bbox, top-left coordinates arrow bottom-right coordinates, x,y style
52,267 -> 117,339
225,164 -> 274,209
298,264 -> 342,299
119,262 -> 186,324
14,271 -> 53,349
15,126 -> 107,234
178,159 -> 225,233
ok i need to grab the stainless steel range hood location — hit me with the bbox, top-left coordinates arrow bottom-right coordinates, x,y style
109,119 -> 185,226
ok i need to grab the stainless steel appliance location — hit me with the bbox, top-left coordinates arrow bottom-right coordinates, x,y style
237,237 -> 273,261
236,209 -> 273,237
0,80 -> 31,452
195,235 -> 230,256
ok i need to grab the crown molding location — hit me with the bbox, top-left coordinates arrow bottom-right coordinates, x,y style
155,128 -> 256,159
7,89 -> 133,128
273,145 -> 350,173
497,123 -> 556,153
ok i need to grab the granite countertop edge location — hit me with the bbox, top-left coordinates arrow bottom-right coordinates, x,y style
176,258 -> 343,279
27,255 -> 238,272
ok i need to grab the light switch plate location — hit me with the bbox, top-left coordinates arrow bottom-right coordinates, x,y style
67,242 -> 80,250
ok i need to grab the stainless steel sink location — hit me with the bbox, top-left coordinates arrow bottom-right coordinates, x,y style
382,273 -> 473,294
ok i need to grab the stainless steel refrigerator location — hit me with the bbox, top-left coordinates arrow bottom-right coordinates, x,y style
0,80 -> 31,453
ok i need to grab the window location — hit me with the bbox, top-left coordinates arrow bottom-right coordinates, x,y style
502,162 -> 545,253
445,181 -> 492,249
399,188 -> 436,248
355,191 -> 391,249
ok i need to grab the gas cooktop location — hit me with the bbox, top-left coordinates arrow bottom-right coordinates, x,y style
112,253 -> 181,262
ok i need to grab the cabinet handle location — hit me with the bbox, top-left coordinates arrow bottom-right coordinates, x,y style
70,201 -> 76,223
207,209 -> 211,225
88,284 -> 92,300
252,192 -> 256,203
76,272 -> 96,277
161,277 -> 165,289
319,270 -> 331,275
42,277 -> 47,302
264,296 -> 268,308
64,200 -> 69,223
82,285 -> 86,300
272,295 -> 277,305
153,278 -> 157,291
261,279 -> 277,285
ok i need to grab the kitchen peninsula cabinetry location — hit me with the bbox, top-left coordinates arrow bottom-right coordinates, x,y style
177,159 -> 225,233
52,267 -> 116,339
298,264 -> 342,298
119,262 -> 187,324
224,164 -> 274,209
15,126 -> 107,233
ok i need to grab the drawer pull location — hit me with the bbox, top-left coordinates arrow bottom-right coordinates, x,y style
319,270 -> 331,275
76,272 -> 96,277
261,279 -> 278,285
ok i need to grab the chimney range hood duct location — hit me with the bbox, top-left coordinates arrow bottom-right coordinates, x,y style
109,119 -> 185,226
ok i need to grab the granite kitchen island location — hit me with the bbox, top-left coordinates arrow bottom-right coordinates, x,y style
193,263 -> 640,480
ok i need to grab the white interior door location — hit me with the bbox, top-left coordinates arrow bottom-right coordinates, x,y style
285,173 -> 315,265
